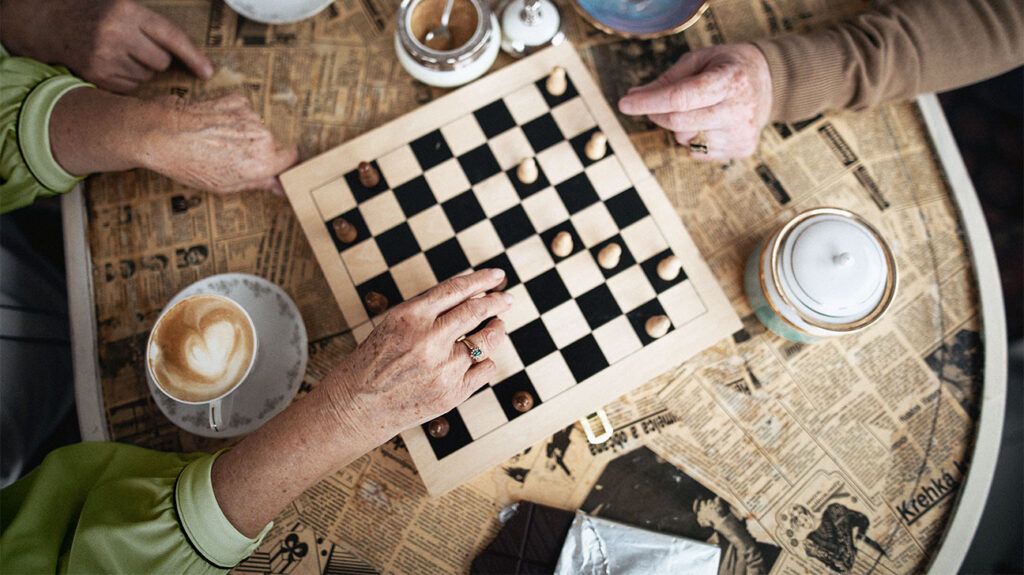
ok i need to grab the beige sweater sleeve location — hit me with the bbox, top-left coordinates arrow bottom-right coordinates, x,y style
753,0 -> 1024,122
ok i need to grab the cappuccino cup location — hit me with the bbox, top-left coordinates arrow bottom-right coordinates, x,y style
146,294 -> 258,431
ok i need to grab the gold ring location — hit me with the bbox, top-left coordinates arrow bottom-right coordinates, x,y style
689,133 -> 709,154
462,337 -> 483,362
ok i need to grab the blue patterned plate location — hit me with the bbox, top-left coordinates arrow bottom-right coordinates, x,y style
148,273 -> 308,438
571,0 -> 708,38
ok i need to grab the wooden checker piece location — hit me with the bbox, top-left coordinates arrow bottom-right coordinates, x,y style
281,42 -> 740,496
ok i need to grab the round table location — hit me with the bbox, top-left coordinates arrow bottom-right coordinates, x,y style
61,2 -> 1006,573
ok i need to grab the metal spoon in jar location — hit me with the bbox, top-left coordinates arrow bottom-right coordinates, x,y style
423,0 -> 455,50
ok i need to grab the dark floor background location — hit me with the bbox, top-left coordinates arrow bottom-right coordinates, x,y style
2,70 -> 1020,573
941,69 -> 1024,575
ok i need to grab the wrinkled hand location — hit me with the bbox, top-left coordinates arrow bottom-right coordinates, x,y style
321,269 -> 513,445
1,0 -> 213,93
618,44 -> 773,161
143,93 -> 299,194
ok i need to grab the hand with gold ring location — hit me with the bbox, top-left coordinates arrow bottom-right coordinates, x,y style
617,44 -> 773,162
461,337 -> 485,362
316,269 -> 512,447
210,269 -> 513,537
688,133 -> 709,155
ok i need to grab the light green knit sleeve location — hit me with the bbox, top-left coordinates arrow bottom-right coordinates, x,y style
0,46 -> 93,214
0,442 -> 272,573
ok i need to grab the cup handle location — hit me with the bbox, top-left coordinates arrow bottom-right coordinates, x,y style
209,399 -> 223,431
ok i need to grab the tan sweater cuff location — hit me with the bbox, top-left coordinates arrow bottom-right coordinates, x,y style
753,33 -> 847,123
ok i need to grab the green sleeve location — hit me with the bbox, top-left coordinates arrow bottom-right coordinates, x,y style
0,48 -> 93,214
0,443 -> 273,574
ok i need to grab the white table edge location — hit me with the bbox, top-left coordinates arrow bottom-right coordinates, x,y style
60,95 -> 1010,569
917,93 -> 1008,575
62,184 -> 109,441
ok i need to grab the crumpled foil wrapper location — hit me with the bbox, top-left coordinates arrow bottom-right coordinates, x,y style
553,512 -> 720,575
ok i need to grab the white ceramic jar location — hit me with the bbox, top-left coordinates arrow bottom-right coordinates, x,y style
744,208 -> 898,343
395,0 -> 501,88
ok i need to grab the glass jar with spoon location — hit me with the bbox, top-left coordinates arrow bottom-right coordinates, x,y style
395,0 -> 501,88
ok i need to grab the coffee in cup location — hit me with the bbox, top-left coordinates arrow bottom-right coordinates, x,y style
147,294 -> 257,429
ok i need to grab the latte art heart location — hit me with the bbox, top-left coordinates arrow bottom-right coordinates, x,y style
184,321 -> 237,379
148,295 -> 256,403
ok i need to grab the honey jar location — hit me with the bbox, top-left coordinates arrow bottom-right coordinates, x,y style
744,208 -> 898,343
395,0 -> 501,88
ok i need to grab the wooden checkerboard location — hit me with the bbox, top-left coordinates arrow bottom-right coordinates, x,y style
281,42 -> 739,495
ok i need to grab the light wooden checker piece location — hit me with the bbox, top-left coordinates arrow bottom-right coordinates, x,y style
280,42 -> 740,496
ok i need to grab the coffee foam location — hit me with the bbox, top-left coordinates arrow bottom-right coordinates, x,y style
149,295 -> 256,403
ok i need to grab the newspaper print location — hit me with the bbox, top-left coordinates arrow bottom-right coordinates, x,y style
78,0 -> 983,572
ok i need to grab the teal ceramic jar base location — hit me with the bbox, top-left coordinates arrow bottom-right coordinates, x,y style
744,243 -> 820,344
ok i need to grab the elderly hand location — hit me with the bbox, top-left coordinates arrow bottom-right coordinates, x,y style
212,269 -> 513,536
50,90 -> 297,194
618,44 -> 773,162
142,93 -> 299,194
0,0 -> 213,93
321,269 -> 512,445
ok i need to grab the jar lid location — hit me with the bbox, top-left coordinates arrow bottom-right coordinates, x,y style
779,213 -> 889,323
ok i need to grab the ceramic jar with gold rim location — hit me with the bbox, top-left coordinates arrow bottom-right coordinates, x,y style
744,208 -> 898,343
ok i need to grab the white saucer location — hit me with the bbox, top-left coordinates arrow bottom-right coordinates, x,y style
224,0 -> 333,24
148,273 -> 308,438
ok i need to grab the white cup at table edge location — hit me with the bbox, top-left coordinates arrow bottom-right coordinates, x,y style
145,293 -> 259,432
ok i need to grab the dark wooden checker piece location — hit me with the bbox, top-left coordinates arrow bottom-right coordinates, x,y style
512,391 -> 534,413
492,371 -> 543,421
355,272 -> 402,317
331,217 -> 358,244
422,409 -> 472,460
357,161 -> 380,188
427,417 -> 449,438
364,291 -> 389,315
324,208 -> 370,252
344,160 -> 388,202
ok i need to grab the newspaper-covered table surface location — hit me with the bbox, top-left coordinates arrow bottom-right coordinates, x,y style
79,1 -> 985,573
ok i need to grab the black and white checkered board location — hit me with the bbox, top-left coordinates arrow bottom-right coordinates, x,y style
282,43 -> 739,495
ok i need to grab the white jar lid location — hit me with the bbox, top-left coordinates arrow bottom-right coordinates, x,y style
501,0 -> 561,48
779,214 -> 888,323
